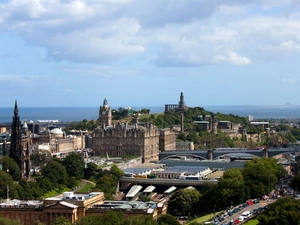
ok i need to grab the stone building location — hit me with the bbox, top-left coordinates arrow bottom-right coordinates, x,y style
93,99 -> 160,163
0,192 -> 105,225
32,128 -> 85,158
0,191 -> 166,225
176,142 -> 194,150
86,200 -> 167,220
93,122 -> 160,163
194,114 -> 218,134
159,128 -> 176,151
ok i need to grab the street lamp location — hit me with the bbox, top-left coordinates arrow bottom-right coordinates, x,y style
6,185 -> 9,200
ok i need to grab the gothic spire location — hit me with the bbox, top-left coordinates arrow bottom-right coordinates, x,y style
14,99 -> 19,116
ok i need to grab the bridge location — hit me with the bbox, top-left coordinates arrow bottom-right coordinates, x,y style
159,148 -> 300,161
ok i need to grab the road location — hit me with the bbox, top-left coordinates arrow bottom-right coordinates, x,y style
73,179 -> 96,191
220,200 -> 273,224
54,179 -> 96,197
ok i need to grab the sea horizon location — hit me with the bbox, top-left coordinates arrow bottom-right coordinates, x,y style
1,105 -> 300,123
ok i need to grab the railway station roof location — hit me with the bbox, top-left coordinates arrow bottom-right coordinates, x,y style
143,185 -> 156,193
164,186 -> 177,194
165,166 -> 209,173
126,185 -> 143,198
123,168 -> 152,175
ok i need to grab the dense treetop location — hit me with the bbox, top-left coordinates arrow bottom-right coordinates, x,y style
257,197 -> 300,225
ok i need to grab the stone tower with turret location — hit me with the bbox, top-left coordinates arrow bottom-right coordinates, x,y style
99,98 -> 112,126
178,92 -> 188,111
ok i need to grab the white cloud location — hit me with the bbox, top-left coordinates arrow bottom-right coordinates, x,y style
0,0 -> 300,67
281,78 -> 298,85
0,74 -> 24,83
0,74 -> 60,88
214,51 -> 251,65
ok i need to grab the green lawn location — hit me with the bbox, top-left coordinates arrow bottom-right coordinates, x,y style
41,187 -> 70,199
244,219 -> 259,225
76,182 -> 95,193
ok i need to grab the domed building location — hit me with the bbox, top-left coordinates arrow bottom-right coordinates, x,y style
49,128 -> 64,138
32,127 -> 85,158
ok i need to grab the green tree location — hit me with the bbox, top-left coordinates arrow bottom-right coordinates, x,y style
95,166 -> 124,199
290,174 -> 300,191
168,188 -> 201,217
216,168 -> 246,206
75,215 -> 102,225
31,149 -> 52,168
177,132 -> 186,141
0,217 -> 23,225
125,215 -> 158,225
0,156 -> 21,181
34,221 -> 45,225
41,159 -> 68,187
101,211 -> 125,225
0,170 -> 18,199
36,177 -> 53,193
284,132 -> 297,143
157,214 -> 180,225
187,132 -> 199,144
198,184 -> 219,212
17,179 -> 43,199
290,127 -> 300,140
64,119 -> 98,132
140,108 -> 148,114
62,153 -> 85,180
257,197 -> 300,225
96,174 -> 116,199
243,158 -> 286,198
52,216 -> 72,225
110,165 -> 124,178
84,162 -> 98,179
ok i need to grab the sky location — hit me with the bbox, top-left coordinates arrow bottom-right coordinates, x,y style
1,0 -> 300,107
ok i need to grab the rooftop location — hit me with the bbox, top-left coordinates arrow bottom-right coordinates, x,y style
165,166 -> 210,173
45,192 -> 103,202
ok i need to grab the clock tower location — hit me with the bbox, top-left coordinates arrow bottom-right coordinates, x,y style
99,98 -> 112,126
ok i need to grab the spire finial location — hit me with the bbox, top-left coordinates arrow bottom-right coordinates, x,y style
14,100 -> 19,115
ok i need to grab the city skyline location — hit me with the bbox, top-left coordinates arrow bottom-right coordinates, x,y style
1,1 -> 300,107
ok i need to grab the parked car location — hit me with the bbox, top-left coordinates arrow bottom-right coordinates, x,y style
238,216 -> 244,222
234,218 -> 240,224
242,210 -> 251,218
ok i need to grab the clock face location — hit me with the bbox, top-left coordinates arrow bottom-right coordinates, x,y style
102,111 -> 106,115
